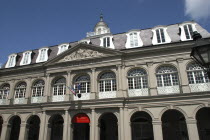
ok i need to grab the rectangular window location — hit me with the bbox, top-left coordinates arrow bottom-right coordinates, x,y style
156,29 -> 166,43
184,24 -> 193,39
23,52 -> 30,64
103,37 -> 110,47
39,49 -> 46,61
130,33 -> 138,47
8,56 -> 15,67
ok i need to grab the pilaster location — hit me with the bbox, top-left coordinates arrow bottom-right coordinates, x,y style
8,80 -> 15,104
152,120 -> 163,140
0,122 -> 10,140
90,68 -> 96,99
25,78 -> 32,104
63,109 -> 69,140
44,74 -> 50,102
119,107 -> 124,140
65,71 -> 71,101
116,65 -> 123,97
39,111 -> 47,140
90,109 -> 95,140
18,122 -> 27,140
186,119 -> 200,140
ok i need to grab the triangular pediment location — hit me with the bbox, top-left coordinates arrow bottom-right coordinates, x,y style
44,43 -> 122,66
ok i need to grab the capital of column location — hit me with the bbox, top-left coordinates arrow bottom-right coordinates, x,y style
186,119 -> 197,124
91,68 -> 96,72
146,62 -> 153,67
20,122 -> 28,127
176,58 -> 184,63
67,70 -> 71,74
152,120 -> 162,125
91,108 -> 95,113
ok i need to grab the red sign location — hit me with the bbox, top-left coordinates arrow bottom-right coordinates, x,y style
72,114 -> 90,123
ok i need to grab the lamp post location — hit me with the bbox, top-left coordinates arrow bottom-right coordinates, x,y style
190,31 -> 210,78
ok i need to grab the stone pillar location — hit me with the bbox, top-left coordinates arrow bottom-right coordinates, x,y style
39,111 -> 47,140
91,68 -> 96,99
152,120 -> 163,140
25,78 -> 32,104
63,110 -> 69,140
18,122 -> 27,140
90,109 -> 95,140
121,65 -> 127,97
119,107 -> 124,140
124,107 -> 131,140
147,62 -> 158,96
44,74 -> 50,102
186,119 -> 200,140
116,65 -> 123,98
8,80 -> 15,104
0,122 -> 10,140
65,71 -> 71,101
176,59 -> 191,93
95,123 -> 100,140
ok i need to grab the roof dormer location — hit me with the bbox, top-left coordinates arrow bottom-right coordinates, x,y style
5,53 -> 17,68
36,47 -> 49,63
57,43 -> 69,55
100,35 -> 115,49
20,51 -> 32,66
152,26 -> 171,45
179,22 -> 197,41
125,30 -> 143,48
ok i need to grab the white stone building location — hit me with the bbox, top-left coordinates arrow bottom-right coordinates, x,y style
0,15 -> 210,140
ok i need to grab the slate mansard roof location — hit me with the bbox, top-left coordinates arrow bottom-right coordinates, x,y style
2,21 -> 210,69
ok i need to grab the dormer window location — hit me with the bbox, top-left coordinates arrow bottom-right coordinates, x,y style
100,36 -> 115,49
20,51 -> 32,66
179,23 -> 197,41
125,31 -> 143,48
79,39 -> 90,44
36,48 -> 49,63
57,44 -> 69,55
5,54 -> 17,68
152,27 -> 171,45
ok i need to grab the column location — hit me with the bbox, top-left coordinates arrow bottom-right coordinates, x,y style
146,62 -> 158,96
63,110 -> 69,140
90,109 -> 95,140
95,123 -> 100,140
116,65 -> 123,97
121,65 -> 127,97
119,107 -> 124,140
39,111 -> 47,140
176,59 -> 190,93
18,122 -> 27,140
123,107 -> 131,140
25,78 -> 32,104
65,71 -> 71,101
8,80 -> 15,104
0,122 -> 10,140
186,119 -> 200,140
44,74 -> 50,102
152,120 -> 163,140
91,68 -> 96,99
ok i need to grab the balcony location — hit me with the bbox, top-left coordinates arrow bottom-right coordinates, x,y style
157,85 -> 180,95
74,93 -> 90,101
14,98 -> 25,104
31,96 -> 44,103
189,83 -> 210,92
0,99 -> 7,105
99,91 -> 117,99
52,95 -> 65,102
128,88 -> 149,97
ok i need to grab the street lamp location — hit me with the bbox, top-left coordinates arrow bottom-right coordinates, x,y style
191,31 -> 210,77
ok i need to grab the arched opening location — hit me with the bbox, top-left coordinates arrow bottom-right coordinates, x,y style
162,110 -> 189,140
49,114 -> 64,140
131,111 -> 154,140
9,116 -> 21,140
196,107 -> 210,140
0,116 -> 3,137
99,113 -> 118,140
72,113 -> 90,140
27,115 -> 40,140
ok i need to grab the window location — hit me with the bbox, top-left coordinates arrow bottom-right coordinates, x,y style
5,54 -> 17,68
126,31 -> 143,48
179,23 -> 197,41
156,29 -> 165,43
130,33 -> 138,47
53,78 -> 66,96
74,75 -> 90,93
15,82 -> 27,98
128,69 -> 148,89
20,51 -> 32,65
0,84 -> 10,99
36,48 -> 49,63
187,63 -> 210,84
57,44 -> 69,55
100,36 -> 115,49
184,24 -> 193,40
79,39 -> 90,44
99,72 -> 117,92
32,80 -> 45,97
156,66 -> 179,87
152,27 -> 171,45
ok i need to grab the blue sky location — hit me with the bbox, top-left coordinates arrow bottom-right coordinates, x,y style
0,0 -> 210,66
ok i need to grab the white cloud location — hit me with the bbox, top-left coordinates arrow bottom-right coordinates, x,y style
185,0 -> 210,20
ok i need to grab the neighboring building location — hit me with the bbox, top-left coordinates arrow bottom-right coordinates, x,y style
0,15 -> 210,140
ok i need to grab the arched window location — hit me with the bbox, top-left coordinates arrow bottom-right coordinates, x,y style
128,69 -> 148,89
15,82 -> 27,98
53,78 -> 66,96
74,75 -> 90,93
0,84 -> 10,99
187,63 -> 209,84
32,80 -> 45,97
156,66 -> 179,87
99,72 -> 117,92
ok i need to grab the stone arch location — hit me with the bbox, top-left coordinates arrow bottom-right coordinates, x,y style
14,80 -> 27,88
26,115 -> 41,140
155,63 -> 179,73
8,115 -> 21,140
51,76 -> 66,86
7,114 -> 22,123
159,106 -> 188,120
192,104 -> 206,119
97,70 -> 117,81
98,112 -> 118,122
72,73 -> 91,82
126,66 -> 148,75
129,108 -> 155,121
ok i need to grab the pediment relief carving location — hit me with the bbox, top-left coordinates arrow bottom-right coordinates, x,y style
59,48 -> 105,62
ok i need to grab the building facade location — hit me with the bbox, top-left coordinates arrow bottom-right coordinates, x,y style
0,16 -> 210,140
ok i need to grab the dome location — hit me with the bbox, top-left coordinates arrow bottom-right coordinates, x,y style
93,14 -> 110,35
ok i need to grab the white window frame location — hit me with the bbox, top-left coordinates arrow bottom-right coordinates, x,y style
74,75 -> 90,93
100,36 -> 115,49
20,51 -> 32,66
5,54 -> 17,68
14,83 -> 26,98
32,80 -> 45,97
125,31 -> 143,48
53,78 -> 66,96
36,48 -> 49,63
57,44 -> 69,55
179,22 -> 197,41
0,84 -> 10,99
79,39 -> 91,44
152,27 -> 171,45
99,72 -> 117,92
